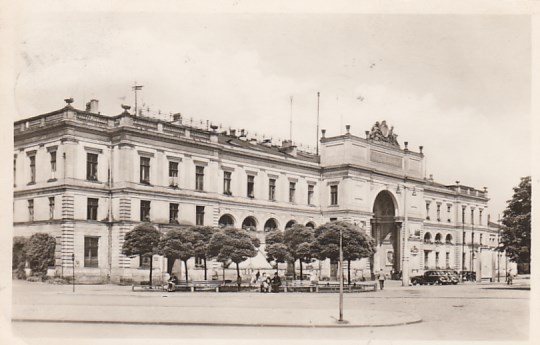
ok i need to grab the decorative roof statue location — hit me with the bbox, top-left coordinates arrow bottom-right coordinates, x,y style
368,120 -> 399,147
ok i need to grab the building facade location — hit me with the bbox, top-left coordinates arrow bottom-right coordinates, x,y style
13,99 -> 505,284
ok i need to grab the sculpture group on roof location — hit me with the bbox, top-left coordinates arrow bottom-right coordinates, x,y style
368,120 -> 399,146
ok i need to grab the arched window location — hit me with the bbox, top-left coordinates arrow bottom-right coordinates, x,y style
285,220 -> 297,229
435,233 -> 442,244
305,221 -> 316,229
445,234 -> 453,244
218,214 -> 235,228
424,232 -> 432,244
264,218 -> 279,232
242,216 -> 257,231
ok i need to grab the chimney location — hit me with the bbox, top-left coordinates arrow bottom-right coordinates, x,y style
230,129 -> 237,138
85,100 -> 99,113
239,129 -> 247,141
279,140 -> 297,157
172,113 -> 183,124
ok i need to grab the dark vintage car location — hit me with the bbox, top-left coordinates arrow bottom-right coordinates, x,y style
441,270 -> 459,285
411,270 -> 452,285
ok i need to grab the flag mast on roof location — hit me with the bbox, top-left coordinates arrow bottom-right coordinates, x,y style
132,82 -> 143,116
316,91 -> 320,155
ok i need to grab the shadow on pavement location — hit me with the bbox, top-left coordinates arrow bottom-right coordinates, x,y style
481,286 -> 530,291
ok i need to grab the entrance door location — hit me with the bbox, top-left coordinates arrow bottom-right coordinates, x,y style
372,191 -> 399,278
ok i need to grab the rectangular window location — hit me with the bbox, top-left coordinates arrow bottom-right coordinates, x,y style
168,161 -> 178,187
289,182 -> 296,203
140,157 -> 150,184
447,204 -> 452,222
195,166 -> 204,191
87,198 -> 98,220
195,257 -> 203,268
169,203 -> 179,224
480,234 -> 483,246
28,199 -> 34,221
140,200 -> 151,221
49,197 -> 55,220
140,256 -> 151,268
50,151 -> 57,179
470,209 -> 475,225
436,204 -> 441,222
425,202 -> 431,220
86,153 -> 98,181
14,156 -> 17,187
330,185 -> 338,205
269,178 -> 276,201
330,217 -> 338,222
196,206 -> 205,225
308,184 -> 314,205
479,209 -> 483,225
435,252 -> 440,268
445,252 -> 450,268
29,155 -> 36,183
424,251 -> 429,268
247,175 -> 255,198
84,237 -> 99,268
223,171 -> 232,195
462,206 -> 466,224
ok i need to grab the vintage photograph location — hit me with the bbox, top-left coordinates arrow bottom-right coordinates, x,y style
3,2 -> 533,344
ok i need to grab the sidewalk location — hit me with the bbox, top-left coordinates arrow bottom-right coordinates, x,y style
11,281 -> 422,328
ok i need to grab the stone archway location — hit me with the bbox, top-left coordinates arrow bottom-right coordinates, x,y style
218,214 -> 235,227
371,191 -> 400,278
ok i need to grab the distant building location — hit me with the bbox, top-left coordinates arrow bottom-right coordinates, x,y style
13,99 -> 504,283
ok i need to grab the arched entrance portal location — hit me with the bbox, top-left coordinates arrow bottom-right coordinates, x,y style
371,191 -> 401,278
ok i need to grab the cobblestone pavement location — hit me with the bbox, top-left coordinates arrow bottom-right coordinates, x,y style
6,277 -> 531,343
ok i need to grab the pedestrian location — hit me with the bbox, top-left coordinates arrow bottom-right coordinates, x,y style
255,270 -> 260,281
377,269 -> 386,290
271,272 -> 282,293
507,270 -> 513,285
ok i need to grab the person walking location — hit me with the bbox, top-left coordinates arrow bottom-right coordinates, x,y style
377,269 -> 386,290
507,270 -> 513,285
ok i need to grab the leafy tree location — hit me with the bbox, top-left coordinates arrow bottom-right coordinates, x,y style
158,228 -> 197,282
191,226 -> 217,280
283,224 -> 315,280
207,227 -> 259,287
12,236 -> 28,279
314,221 -> 376,284
25,233 -> 56,278
501,176 -> 531,273
122,223 -> 161,287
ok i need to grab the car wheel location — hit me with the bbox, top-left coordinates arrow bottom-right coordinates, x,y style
412,280 -> 417,286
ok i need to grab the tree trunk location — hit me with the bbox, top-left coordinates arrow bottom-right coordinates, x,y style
203,257 -> 207,280
292,260 -> 296,280
149,255 -> 153,289
236,262 -> 241,291
299,259 -> 303,281
347,259 -> 351,285
222,263 -> 226,282
184,260 -> 189,282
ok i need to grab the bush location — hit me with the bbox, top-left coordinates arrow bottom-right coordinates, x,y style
25,233 -> 56,277
26,276 -> 43,282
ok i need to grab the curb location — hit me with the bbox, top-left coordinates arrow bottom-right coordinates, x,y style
11,317 -> 423,328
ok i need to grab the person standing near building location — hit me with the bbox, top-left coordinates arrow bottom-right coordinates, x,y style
377,269 -> 386,290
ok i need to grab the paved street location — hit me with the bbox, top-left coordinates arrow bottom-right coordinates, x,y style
9,278 -> 530,342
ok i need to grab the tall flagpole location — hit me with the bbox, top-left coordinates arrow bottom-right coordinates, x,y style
289,96 -> 293,141
316,92 -> 320,155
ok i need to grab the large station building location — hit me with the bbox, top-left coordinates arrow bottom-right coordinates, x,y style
13,99 -> 508,284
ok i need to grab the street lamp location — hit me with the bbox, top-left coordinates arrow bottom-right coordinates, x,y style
71,253 -> 75,293
338,225 -> 344,322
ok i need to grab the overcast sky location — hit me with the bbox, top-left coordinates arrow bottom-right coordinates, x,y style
12,9 -> 531,218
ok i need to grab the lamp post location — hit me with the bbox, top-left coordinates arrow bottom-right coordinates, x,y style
338,226 -> 344,322
71,253 -> 75,293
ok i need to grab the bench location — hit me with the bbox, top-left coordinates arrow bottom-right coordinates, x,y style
283,280 -> 316,293
316,281 -> 377,293
172,280 -> 223,292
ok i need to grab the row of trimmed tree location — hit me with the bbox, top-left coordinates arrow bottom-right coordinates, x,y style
266,221 -> 376,284
122,220 -> 376,287
121,224 -> 260,287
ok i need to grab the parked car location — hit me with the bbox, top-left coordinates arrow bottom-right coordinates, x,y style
441,270 -> 459,285
411,270 -> 450,285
